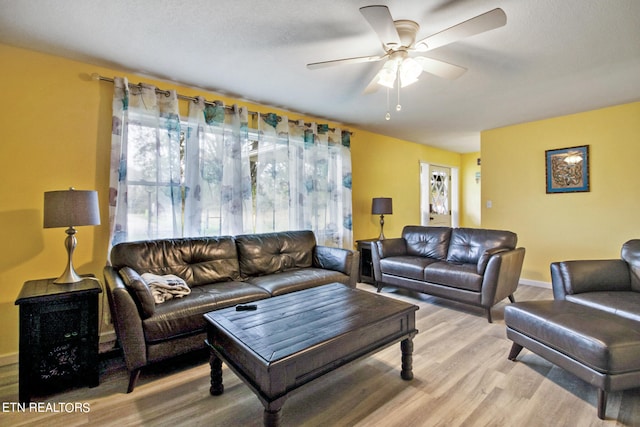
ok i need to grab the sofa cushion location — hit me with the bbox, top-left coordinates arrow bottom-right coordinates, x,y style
110,236 -> 241,287
402,226 -> 451,260
424,262 -> 483,292
247,268 -> 349,296
236,230 -> 316,277
622,239 -> 640,292
380,256 -> 439,281
566,291 -> 640,322
119,267 -> 155,318
447,228 -> 517,265
142,281 -> 270,343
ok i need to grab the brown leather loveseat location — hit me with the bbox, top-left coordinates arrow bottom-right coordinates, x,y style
371,226 -> 525,322
104,230 -> 358,392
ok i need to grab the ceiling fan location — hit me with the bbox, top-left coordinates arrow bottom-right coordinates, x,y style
307,5 -> 507,93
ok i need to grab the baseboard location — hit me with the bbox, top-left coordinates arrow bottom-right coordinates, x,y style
99,329 -> 117,344
0,352 -> 18,367
520,278 -> 551,289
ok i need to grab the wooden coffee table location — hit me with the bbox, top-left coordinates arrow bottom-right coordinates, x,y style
204,282 -> 418,427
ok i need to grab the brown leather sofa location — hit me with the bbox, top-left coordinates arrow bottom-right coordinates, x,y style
505,239 -> 640,419
371,226 -> 525,322
104,230 -> 358,392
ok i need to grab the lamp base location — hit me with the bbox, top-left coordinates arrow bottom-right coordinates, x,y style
378,214 -> 386,240
53,266 -> 84,284
53,227 -> 84,284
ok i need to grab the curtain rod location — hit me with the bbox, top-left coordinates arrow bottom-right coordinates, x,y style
91,73 -> 350,134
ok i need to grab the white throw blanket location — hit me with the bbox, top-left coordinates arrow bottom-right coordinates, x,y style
141,273 -> 191,303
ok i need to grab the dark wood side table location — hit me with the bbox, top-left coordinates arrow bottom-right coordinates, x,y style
356,239 -> 378,285
15,277 -> 102,403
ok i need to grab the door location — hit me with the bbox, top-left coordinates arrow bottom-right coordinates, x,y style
421,164 -> 452,227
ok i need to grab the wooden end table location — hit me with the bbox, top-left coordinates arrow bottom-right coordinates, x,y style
205,283 -> 418,426
356,238 -> 378,285
15,277 -> 102,403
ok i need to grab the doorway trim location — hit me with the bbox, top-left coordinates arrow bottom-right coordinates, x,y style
420,162 -> 459,227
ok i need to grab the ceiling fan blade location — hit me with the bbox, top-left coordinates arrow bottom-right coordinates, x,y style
363,73 -> 383,94
361,61 -> 388,94
414,8 -> 506,52
307,54 -> 386,70
414,57 -> 467,79
360,5 -> 401,48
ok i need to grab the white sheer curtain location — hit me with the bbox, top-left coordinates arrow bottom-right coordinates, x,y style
184,99 -> 252,237
108,78 -> 353,249
255,113 -> 353,248
108,77 -> 182,248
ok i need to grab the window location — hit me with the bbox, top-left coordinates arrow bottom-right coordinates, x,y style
109,80 -> 352,249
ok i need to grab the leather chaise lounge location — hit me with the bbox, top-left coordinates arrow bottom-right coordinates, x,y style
371,226 -> 525,322
104,230 -> 358,393
505,239 -> 640,419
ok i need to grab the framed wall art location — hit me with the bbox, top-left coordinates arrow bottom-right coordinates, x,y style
545,145 -> 590,193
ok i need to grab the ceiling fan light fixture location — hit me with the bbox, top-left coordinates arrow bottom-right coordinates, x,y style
399,57 -> 422,87
376,59 -> 399,88
377,70 -> 396,88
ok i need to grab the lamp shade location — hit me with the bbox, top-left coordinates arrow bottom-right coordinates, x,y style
44,189 -> 100,228
372,197 -> 393,215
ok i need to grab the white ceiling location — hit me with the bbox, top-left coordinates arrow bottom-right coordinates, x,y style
1,0 -> 639,153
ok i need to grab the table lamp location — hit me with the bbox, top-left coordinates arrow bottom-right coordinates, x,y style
372,197 -> 392,240
44,188 -> 100,284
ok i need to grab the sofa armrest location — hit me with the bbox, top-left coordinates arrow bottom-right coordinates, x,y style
313,246 -> 359,288
551,260 -> 631,299
477,247 -> 509,274
103,266 -> 147,372
370,238 -> 408,283
481,247 -> 526,305
376,238 -> 407,258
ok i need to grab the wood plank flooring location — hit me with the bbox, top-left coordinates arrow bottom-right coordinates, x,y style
1,284 -> 638,426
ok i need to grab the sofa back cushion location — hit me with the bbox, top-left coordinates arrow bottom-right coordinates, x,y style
622,239 -> 640,291
236,230 -> 315,277
447,228 -> 517,265
402,226 -> 451,260
110,236 -> 240,287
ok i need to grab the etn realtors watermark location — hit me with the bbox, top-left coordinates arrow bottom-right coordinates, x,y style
2,401 -> 91,413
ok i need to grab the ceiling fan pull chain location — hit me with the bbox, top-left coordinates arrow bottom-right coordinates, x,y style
396,73 -> 402,112
385,87 -> 391,120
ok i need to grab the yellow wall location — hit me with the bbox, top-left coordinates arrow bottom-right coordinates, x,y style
351,131 -> 461,241
0,43 -> 467,358
481,102 -> 640,283
460,152 -> 481,227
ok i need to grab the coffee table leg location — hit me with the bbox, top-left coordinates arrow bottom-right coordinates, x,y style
401,337 -> 414,380
209,350 -> 224,396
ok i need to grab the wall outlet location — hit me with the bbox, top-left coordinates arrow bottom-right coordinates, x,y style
486,200 -> 493,208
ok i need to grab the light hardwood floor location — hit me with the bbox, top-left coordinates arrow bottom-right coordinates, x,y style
1,284 -> 638,427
